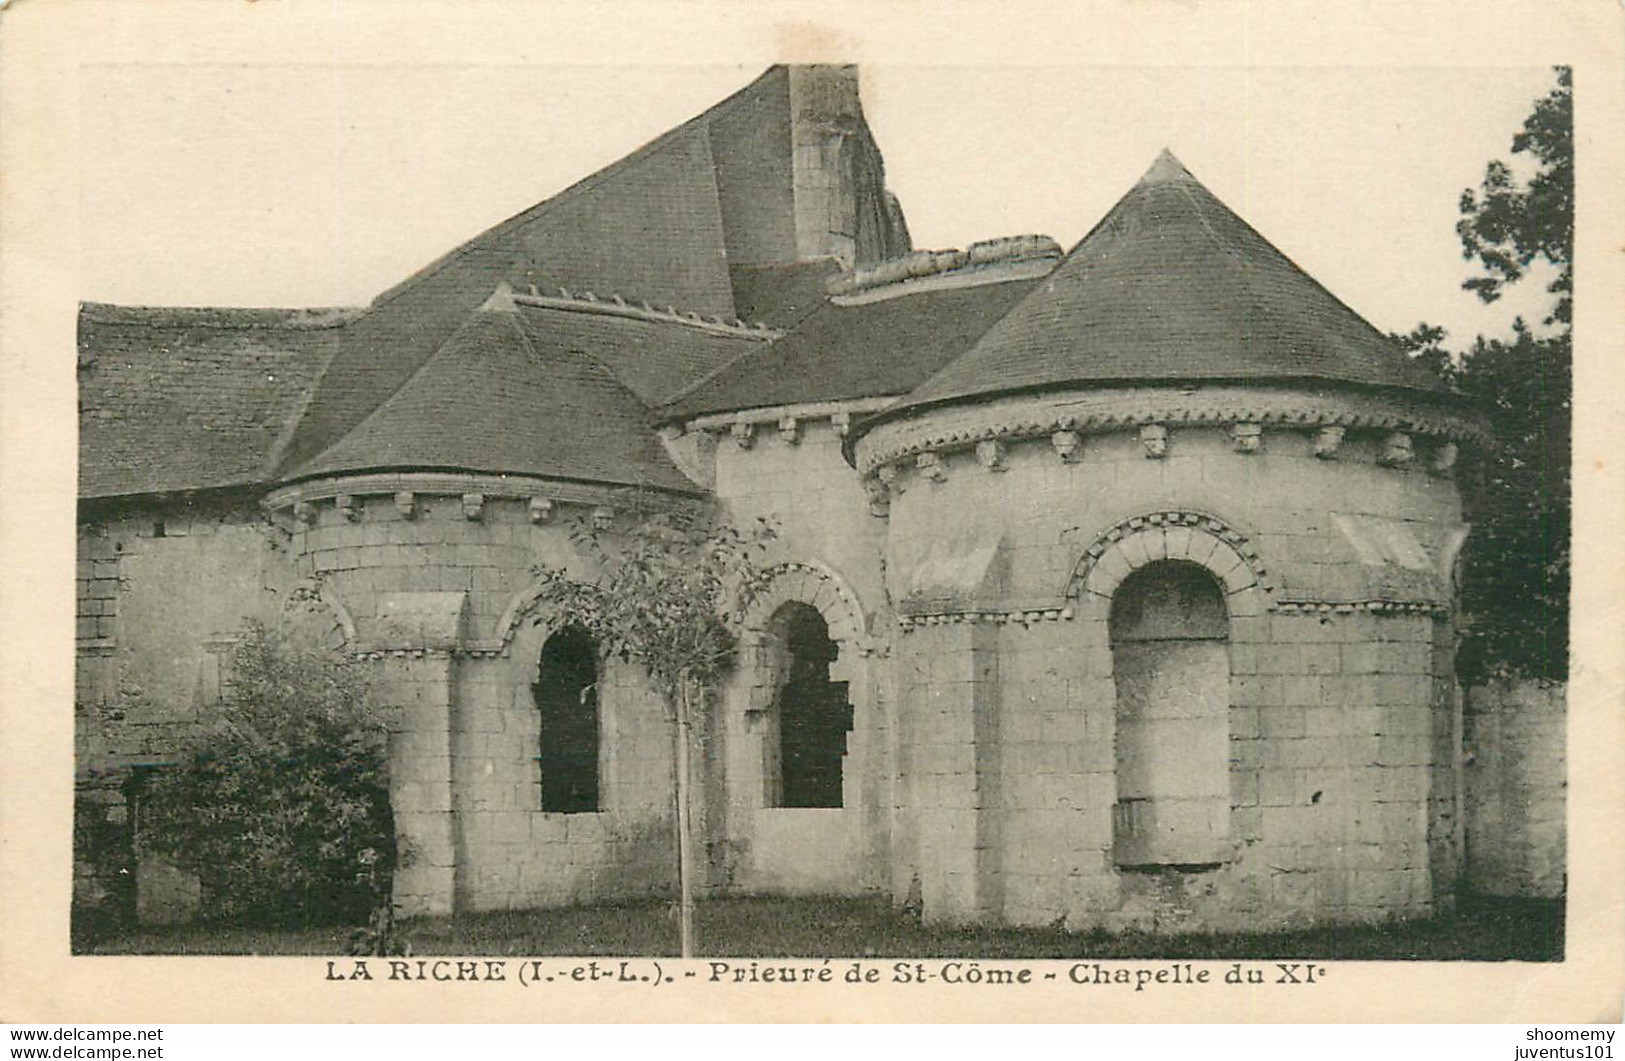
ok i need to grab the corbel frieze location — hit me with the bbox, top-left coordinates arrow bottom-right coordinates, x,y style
852,386 -> 1489,478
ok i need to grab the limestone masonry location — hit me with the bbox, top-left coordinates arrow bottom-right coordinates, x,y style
75,65 -> 1563,931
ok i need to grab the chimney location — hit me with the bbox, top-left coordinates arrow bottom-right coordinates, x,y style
787,65 -> 910,268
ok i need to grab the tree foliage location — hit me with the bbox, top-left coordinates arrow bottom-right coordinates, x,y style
1454,323 -> 1571,684
529,511 -> 777,707
1457,67 -> 1572,327
140,622 -> 396,927
1404,67 -> 1572,683
1390,321 -> 1459,387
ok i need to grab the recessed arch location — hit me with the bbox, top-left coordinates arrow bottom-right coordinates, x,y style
1066,510 -> 1272,622
739,561 -> 873,684
1108,560 -> 1232,869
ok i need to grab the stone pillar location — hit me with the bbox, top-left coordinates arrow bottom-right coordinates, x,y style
361,591 -> 470,918
383,655 -> 458,918
904,623 -> 1000,923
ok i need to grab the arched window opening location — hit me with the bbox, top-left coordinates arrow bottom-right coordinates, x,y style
765,603 -> 852,809
1109,561 -> 1231,868
535,625 -> 600,814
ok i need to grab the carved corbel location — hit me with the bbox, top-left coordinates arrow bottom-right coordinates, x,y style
1230,421 -> 1262,454
1378,432 -> 1415,468
731,421 -> 756,450
1313,425 -> 1345,459
394,491 -> 416,520
529,497 -> 554,524
1430,441 -> 1459,475
916,451 -> 946,483
1139,424 -> 1168,459
336,494 -> 361,522
778,416 -> 801,446
1051,430 -> 1082,463
461,493 -> 485,521
975,439 -> 1008,472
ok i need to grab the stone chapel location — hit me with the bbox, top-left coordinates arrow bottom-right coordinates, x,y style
77,64 -> 1548,934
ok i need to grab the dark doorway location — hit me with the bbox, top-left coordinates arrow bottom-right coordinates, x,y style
768,603 -> 852,809
535,625 -> 600,814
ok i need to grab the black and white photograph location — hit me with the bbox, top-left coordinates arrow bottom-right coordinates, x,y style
3,0 -> 1621,1032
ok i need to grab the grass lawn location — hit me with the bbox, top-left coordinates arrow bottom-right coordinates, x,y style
82,893 -> 1561,961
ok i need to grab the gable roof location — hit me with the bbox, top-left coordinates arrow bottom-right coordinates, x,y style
877,150 -> 1446,422
287,307 -> 700,493
77,305 -> 346,499
272,67 -> 800,476
80,66 -> 915,501
661,277 -> 1041,420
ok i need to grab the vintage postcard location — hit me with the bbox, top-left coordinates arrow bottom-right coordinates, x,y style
1,0 -> 1621,1025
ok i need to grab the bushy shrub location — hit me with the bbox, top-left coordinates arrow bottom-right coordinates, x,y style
140,622 -> 395,927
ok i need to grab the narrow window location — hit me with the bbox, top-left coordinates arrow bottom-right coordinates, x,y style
535,625 -> 599,814
765,603 -> 852,809
1109,561 -> 1230,868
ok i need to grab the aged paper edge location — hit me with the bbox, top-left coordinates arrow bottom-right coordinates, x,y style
0,0 -> 1621,1025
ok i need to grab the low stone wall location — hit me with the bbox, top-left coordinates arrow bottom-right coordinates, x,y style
1463,679 -> 1566,899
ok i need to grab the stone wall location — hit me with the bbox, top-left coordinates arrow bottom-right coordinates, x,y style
76,486 -> 687,922
1463,679 -> 1566,899
76,399 -> 1503,932
704,413 -> 893,896
448,630 -> 676,913
869,416 -> 1468,929
75,497 -> 303,924
288,488 -> 682,916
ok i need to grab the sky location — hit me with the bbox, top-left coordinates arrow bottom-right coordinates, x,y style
79,62 -> 1563,346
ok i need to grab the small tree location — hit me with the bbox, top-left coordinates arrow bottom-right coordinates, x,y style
530,509 -> 774,957
140,622 -> 396,928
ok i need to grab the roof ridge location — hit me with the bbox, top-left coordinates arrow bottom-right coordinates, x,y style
365,66 -> 785,314
529,310 -> 665,416
1179,171 -> 1409,355
513,288 -> 780,338
654,338 -> 765,415
283,308 -> 499,480
262,329 -> 348,479
79,302 -> 363,330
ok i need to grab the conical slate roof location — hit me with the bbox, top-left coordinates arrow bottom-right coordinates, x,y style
881,150 -> 1445,419
287,305 -> 700,494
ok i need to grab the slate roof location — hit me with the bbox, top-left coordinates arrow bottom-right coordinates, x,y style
270,66 -> 848,476
876,151 -> 1447,424
77,305 -> 347,499
273,117 -> 742,476
512,302 -> 760,407
728,261 -> 844,330
287,307 -> 700,493
661,277 -> 1041,420
81,66 -> 886,500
